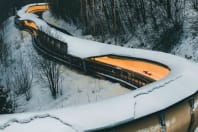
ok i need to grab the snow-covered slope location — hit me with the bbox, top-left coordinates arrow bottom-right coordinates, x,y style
43,3 -> 198,61
0,3 -> 198,132
1,12 -> 129,113
172,3 -> 198,61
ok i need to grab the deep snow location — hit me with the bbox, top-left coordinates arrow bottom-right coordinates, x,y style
1,2 -> 198,132
2,16 -> 130,113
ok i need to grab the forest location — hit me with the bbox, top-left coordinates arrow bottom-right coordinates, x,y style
0,0 -> 197,51
48,0 -> 196,52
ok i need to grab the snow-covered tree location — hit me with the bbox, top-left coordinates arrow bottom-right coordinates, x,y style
36,56 -> 61,99
12,55 -> 33,101
192,0 -> 198,10
48,0 -> 185,51
0,28 -> 9,66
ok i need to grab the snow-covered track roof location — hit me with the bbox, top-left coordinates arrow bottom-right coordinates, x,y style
1,3 -> 198,132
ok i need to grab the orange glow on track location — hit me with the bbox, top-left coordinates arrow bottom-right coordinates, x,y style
24,20 -> 38,30
93,56 -> 170,80
26,5 -> 49,13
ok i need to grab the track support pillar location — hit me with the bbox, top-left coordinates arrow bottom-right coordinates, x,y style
160,111 -> 166,132
188,95 -> 195,132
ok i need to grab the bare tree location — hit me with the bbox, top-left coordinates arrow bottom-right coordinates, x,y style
48,0 -> 186,49
36,56 -> 61,99
192,0 -> 198,10
11,54 -> 33,101
0,26 -> 9,66
0,51 -> 33,113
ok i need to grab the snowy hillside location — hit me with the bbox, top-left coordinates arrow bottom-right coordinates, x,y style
171,3 -> 198,61
1,14 -> 198,131
0,16 -> 130,113
0,0 -> 196,117
0,1 -> 198,131
43,2 -> 198,61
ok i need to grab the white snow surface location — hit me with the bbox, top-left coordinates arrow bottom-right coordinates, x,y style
2,16 -> 129,111
1,3 -> 198,131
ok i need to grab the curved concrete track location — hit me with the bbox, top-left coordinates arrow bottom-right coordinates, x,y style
1,3 -> 198,132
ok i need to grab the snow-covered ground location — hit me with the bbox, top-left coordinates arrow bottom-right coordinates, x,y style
1,2 -> 198,131
2,16 -> 130,113
41,5 -> 198,132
